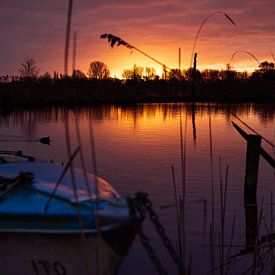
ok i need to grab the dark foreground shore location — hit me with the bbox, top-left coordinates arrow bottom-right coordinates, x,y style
1,78 -> 275,107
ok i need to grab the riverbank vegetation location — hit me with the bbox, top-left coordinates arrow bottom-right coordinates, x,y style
1,60 -> 275,107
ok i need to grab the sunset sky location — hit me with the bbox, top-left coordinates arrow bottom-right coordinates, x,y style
1,0 -> 275,77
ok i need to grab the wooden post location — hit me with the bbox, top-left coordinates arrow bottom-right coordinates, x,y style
244,202 -> 258,250
64,0 -> 74,76
179,48 -> 181,72
191,53 -> 197,99
191,53 -> 197,145
72,31 -> 77,75
231,122 -> 275,254
244,134 -> 262,203
243,134 -> 261,250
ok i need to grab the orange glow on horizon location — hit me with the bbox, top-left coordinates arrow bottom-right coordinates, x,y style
62,28 -> 264,79
76,58 -> 260,79
2,1 -> 274,78
74,43 -> 262,78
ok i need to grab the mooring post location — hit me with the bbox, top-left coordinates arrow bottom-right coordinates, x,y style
244,134 -> 261,249
191,53 -> 197,145
231,121 -> 275,254
191,52 -> 197,101
244,134 -> 262,203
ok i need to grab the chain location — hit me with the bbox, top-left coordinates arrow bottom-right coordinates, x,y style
128,192 -> 184,275
141,193 -> 183,268
128,195 -> 169,275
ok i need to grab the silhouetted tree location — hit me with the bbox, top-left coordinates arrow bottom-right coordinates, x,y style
236,71 -> 248,80
162,65 -> 168,80
73,69 -> 87,79
219,69 -> 237,80
18,57 -> 39,78
144,67 -> 156,81
39,72 -> 52,84
53,71 -> 59,80
226,63 -> 232,71
184,68 -> 201,81
201,69 -> 219,81
0,75 -> 11,83
43,72 -> 52,79
122,64 -> 144,80
121,69 -> 133,80
259,61 -> 275,72
252,61 -> 275,80
167,69 -> 183,81
87,61 -> 110,79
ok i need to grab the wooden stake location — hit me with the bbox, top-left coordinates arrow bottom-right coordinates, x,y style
244,134 -> 262,203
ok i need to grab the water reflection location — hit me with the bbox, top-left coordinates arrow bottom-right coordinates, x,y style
2,103 -> 275,131
0,103 -> 275,274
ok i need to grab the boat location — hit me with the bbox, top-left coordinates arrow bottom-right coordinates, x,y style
0,149 -> 137,275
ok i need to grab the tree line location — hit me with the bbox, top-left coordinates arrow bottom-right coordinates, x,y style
1,57 -> 275,106
1,57 -> 275,83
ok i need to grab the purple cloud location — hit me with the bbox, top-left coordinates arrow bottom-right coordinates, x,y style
0,0 -> 275,75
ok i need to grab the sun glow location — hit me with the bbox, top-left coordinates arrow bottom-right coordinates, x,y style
73,42 -> 262,79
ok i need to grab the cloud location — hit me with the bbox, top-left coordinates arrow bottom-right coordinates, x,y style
0,0 -> 275,75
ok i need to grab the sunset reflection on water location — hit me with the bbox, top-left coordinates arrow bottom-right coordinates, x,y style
1,103 -> 275,274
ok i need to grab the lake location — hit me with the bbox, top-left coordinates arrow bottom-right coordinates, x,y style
1,103 -> 275,274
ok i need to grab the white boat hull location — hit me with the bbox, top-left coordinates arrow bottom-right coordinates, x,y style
0,230 -> 133,275
0,158 -> 138,275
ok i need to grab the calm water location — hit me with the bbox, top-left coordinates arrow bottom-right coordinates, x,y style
1,103 -> 275,274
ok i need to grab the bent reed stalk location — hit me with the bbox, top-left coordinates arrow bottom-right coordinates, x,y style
229,51 -> 261,68
101,33 -> 171,71
190,11 -> 236,67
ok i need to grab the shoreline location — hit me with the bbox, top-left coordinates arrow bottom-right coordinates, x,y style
1,78 -> 275,107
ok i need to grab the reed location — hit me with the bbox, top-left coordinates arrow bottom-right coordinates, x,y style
72,31 -> 77,74
171,165 -> 183,264
209,106 -> 215,230
100,33 -> 171,71
74,113 -> 92,197
62,0 -> 87,238
229,51 -> 260,69
208,106 -> 216,274
271,191 -> 275,274
225,213 -> 236,274
169,110 -> 190,274
64,0 -> 73,76
89,121 -> 100,197
180,111 -> 188,269
44,146 -> 80,212
190,11 -> 236,67
209,221 -> 215,275
218,159 -> 229,275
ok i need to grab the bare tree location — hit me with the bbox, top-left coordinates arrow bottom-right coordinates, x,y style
201,69 -> 219,81
144,67 -> 156,81
121,69 -> 133,80
122,64 -> 144,80
73,69 -> 87,79
87,61 -> 110,79
18,57 -> 39,78
259,61 -> 275,72
43,72 -> 52,79
167,69 -> 183,81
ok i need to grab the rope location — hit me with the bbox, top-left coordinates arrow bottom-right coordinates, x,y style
231,112 -> 275,148
0,172 -> 34,201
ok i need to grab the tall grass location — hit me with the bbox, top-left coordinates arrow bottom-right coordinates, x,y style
64,0 -> 73,76
190,11 -> 236,67
101,33 -> 171,71
229,51 -> 260,68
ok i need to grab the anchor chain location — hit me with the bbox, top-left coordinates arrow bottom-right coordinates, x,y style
128,192 -> 183,275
